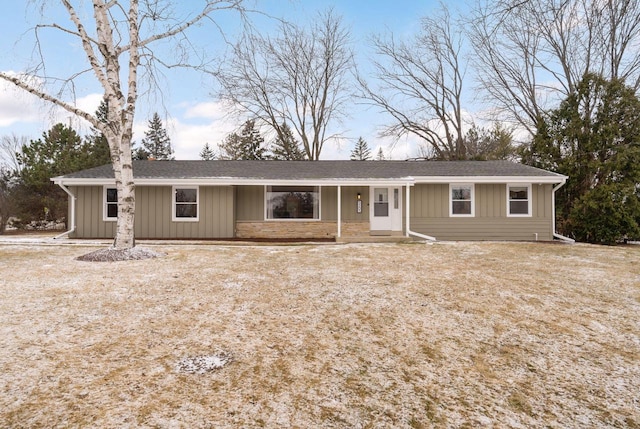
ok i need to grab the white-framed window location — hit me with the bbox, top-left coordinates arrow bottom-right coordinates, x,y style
103,186 -> 118,221
507,184 -> 532,217
265,185 -> 320,220
173,186 -> 199,221
450,183 -> 474,217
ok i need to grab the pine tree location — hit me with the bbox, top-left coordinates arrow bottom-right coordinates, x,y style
15,123 -> 109,225
270,123 -> 305,160
219,120 -> 267,160
85,99 -> 112,165
218,133 -> 242,160
240,119 -> 266,160
523,74 -> 640,243
199,142 -> 216,160
375,147 -> 386,160
140,112 -> 174,160
350,137 -> 371,160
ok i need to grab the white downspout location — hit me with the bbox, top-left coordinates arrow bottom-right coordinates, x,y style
552,181 -> 575,243
53,182 -> 76,240
337,185 -> 341,239
405,183 -> 436,241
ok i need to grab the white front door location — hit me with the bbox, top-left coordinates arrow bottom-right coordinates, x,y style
370,187 -> 402,234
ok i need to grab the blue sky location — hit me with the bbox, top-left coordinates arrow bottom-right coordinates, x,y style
0,0 -> 470,160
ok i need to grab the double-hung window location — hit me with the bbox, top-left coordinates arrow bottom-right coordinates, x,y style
450,184 -> 474,217
103,186 -> 118,221
507,184 -> 532,217
266,186 -> 320,220
173,186 -> 199,221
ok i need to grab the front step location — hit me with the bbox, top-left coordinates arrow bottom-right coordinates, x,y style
336,235 -> 413,243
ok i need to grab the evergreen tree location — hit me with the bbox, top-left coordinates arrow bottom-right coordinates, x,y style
270,122 -> 305,160
15,123 -> 109,226
375,147 -> 386,160
131,144 -> 149,160
140,112 -> 174,160
464,123 -> 516,161
219,120 -> 267,160
0,167 -> 17,234
85,98 -> 113,165
199,142 -> 216,160
350,137 -> 372,160
523,74 -> 640,243
218,133 -> 242,160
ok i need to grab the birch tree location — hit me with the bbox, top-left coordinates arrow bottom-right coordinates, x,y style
0,1 -> 246,252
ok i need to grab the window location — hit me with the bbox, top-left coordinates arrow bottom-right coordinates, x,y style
373,188 -> 389,216
103,186 -> 117,221
450,184 -> 474,217
173,186 -> 199,221
507,184 -> 532,217
266,186 -> 320,220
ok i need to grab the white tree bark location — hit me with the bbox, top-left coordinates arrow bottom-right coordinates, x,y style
0,0 -> 246,249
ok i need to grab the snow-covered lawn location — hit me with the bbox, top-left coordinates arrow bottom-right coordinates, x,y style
0,241 -> 638,428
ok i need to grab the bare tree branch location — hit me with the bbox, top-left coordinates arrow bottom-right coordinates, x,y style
216,9 -> 354,160
468,0 -> 640,136
359,5 -> 468,160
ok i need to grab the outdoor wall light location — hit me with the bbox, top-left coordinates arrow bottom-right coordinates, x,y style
356,192 -> 362,213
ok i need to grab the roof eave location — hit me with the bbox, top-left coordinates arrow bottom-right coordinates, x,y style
51,177 -> 416,186
413,175 -> 567,184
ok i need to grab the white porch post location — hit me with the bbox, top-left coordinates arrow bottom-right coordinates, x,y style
337,185 -> 342,238
405,183 -> 410,237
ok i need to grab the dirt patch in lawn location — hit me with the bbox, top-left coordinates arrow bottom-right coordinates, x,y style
0,241 -> 638,428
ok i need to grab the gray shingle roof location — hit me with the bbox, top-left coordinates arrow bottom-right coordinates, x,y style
57,160 -> 563,181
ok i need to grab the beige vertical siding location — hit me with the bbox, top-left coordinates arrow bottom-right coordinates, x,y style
72,186 -> 116,238
72,182 -> 554,241
409,183 -> 555,241
235,186 -> 264,221
340,186 -> 370,222
72,185 -> 234,239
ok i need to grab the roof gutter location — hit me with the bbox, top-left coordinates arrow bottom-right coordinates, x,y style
552,181 -> 575,243
53,182 -> 76,240
405,184 -> 436,242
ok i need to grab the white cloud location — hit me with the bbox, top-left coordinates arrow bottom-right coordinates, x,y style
181,101 -> 230,121
137,101 -> 237,159
0,72 -> 103,136
0,76 -> 42,127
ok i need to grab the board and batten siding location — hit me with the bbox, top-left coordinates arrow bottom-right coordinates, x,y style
72,185 -> 234,239
409,183 -> 554,241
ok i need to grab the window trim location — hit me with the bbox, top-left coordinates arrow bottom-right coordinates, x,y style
172,186 -> 199,222
103,186 -> 118,222
506,183 -> 533,217
449,183 -> 475,217
264,185 -> 321,221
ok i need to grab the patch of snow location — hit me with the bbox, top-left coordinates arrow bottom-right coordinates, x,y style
175,352 -> 232,374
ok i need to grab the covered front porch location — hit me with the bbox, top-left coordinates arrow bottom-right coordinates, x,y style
234,181 -> 419,242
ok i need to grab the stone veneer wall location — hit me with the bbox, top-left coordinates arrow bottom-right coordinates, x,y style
235,221 -> 370,239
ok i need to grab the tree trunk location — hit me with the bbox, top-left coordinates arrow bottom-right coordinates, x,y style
108,126 -> 136,250
113,167 -> 136,249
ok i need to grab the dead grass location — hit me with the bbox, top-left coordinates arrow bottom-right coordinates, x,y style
0,241 -> 639,428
